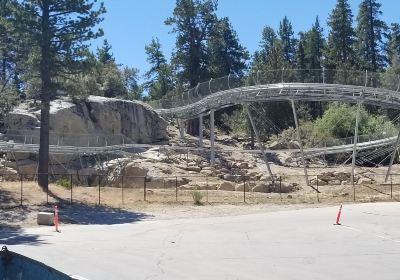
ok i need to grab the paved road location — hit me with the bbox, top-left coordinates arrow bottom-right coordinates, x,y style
4,202 -> 400,279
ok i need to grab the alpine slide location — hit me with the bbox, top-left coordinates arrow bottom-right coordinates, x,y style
1,69 -> 400,185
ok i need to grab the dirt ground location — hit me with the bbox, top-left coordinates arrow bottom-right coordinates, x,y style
1,174 -> 399,230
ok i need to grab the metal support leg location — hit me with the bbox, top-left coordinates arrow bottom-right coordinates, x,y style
245,105 -> 274,179
210,109 -> 215,165
178,119 -> 185,141
198,114 -> 203,148
385,128 -> 400,182
351,102 -> 362,185
290,100 -> 309,186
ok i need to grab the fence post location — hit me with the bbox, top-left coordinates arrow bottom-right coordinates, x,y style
390,175 -> 393,200
144,176 -> 147,202
353,175 -> 356,201
20,175 -> 23,207
316,175 -> 320,203
121,174 -> 124,208
175,176 -> 178,202
206,176 -> 209,203
279,176 -> 282,201
243,176 -> 246,203
46,174 -> 49,205
98,175 -> 101,205
70,174 -> 73,204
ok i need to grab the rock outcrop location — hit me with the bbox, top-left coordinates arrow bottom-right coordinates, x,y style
5,96 -> 168,145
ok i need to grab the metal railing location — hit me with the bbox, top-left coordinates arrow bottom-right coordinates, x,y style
149,69 -> 400,111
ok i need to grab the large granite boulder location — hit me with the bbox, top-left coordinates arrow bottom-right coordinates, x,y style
5,96 -> 168,145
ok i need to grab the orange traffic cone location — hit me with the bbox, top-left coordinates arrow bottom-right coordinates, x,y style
334,204 -> 343,225
54,205 -> 60,232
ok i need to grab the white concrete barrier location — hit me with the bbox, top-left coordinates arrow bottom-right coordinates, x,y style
37,212 -> 54,226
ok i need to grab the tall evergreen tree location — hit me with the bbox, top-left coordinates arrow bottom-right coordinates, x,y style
387,23 -> 400,67
303,17 -> 325,70
144,37 -> 174,100
208,17 -> 249,77
165,0 -> 217,87
325,0 -> 356,69
296,33 -> 306,79
0,0 -> 24,96
20,0 -> 105,188
259,26 -> 277,62
355,0 -> 388,71
97,39 -> 114,64
165,0 -> 217,135
278,16 -> 297,64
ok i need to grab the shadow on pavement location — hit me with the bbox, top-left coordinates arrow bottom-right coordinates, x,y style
58,203 -> 152,225
0,202 -> 152,246
0,206 -> 45,246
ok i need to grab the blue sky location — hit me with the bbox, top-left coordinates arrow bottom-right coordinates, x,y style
94,0 -> 399,77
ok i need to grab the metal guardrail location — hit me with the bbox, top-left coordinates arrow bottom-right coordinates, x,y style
149,69 -> 400,118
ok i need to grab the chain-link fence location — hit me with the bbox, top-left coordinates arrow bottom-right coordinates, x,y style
1,172 -> 399,209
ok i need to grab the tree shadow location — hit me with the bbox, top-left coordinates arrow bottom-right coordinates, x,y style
0,206 -> 45,246
56,203 -> 152,225
0,189 -> 21,209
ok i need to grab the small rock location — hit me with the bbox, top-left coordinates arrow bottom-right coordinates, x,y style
358,177 -> 373,184
218,181 -> 236,191
235,183 -> 250,192
223,174 -> 240,182
329,180 -> 341,185
252,184 -> 268,193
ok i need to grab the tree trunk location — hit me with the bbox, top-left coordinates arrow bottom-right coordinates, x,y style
38,0 -> 50,189
186,118 -> 199,136
38,99 -> 50,188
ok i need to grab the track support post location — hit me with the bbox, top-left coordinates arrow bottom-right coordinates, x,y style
244,104 -> 274,180
199,114 -> 203,148
290,100 -> 309,186
385,127 -> 400,182
210,109 -> 215,165
351,102 -> 362,185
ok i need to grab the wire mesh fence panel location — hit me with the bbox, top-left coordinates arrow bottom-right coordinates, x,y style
391,175 -> 400,201
144,176 -> 176,203
117,176 -> 147,206
48,175 -> 72,205
22,176 -> 49,206
316,181 -> 354,203
0,173 -> 22,208
3,172 -> 400,207
354,174 -> 392,202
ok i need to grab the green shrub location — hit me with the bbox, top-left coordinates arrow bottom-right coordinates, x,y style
191,191 -> 204,206
56,177 -> 71,189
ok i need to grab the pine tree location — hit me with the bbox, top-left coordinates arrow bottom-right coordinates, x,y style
259,26 -> 277,63
278,16 -> 297,64
387,23 -> 400,68
208,17 -> 249,77
325,0 -> 356,69
165,0 -> 217,135
97,39 -> 115,64
0,1 -> 22,94
303,17 -> 325,70
355,0 -> 388,71
144,37 -> 174,100
165,0 -> 217,87
20,0 -> 105,189
296,33 -> 306,80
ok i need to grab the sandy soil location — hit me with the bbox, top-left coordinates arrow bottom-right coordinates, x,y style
1,178 -> 398,231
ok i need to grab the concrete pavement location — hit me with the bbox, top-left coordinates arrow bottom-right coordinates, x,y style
3,202 -> 400,279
